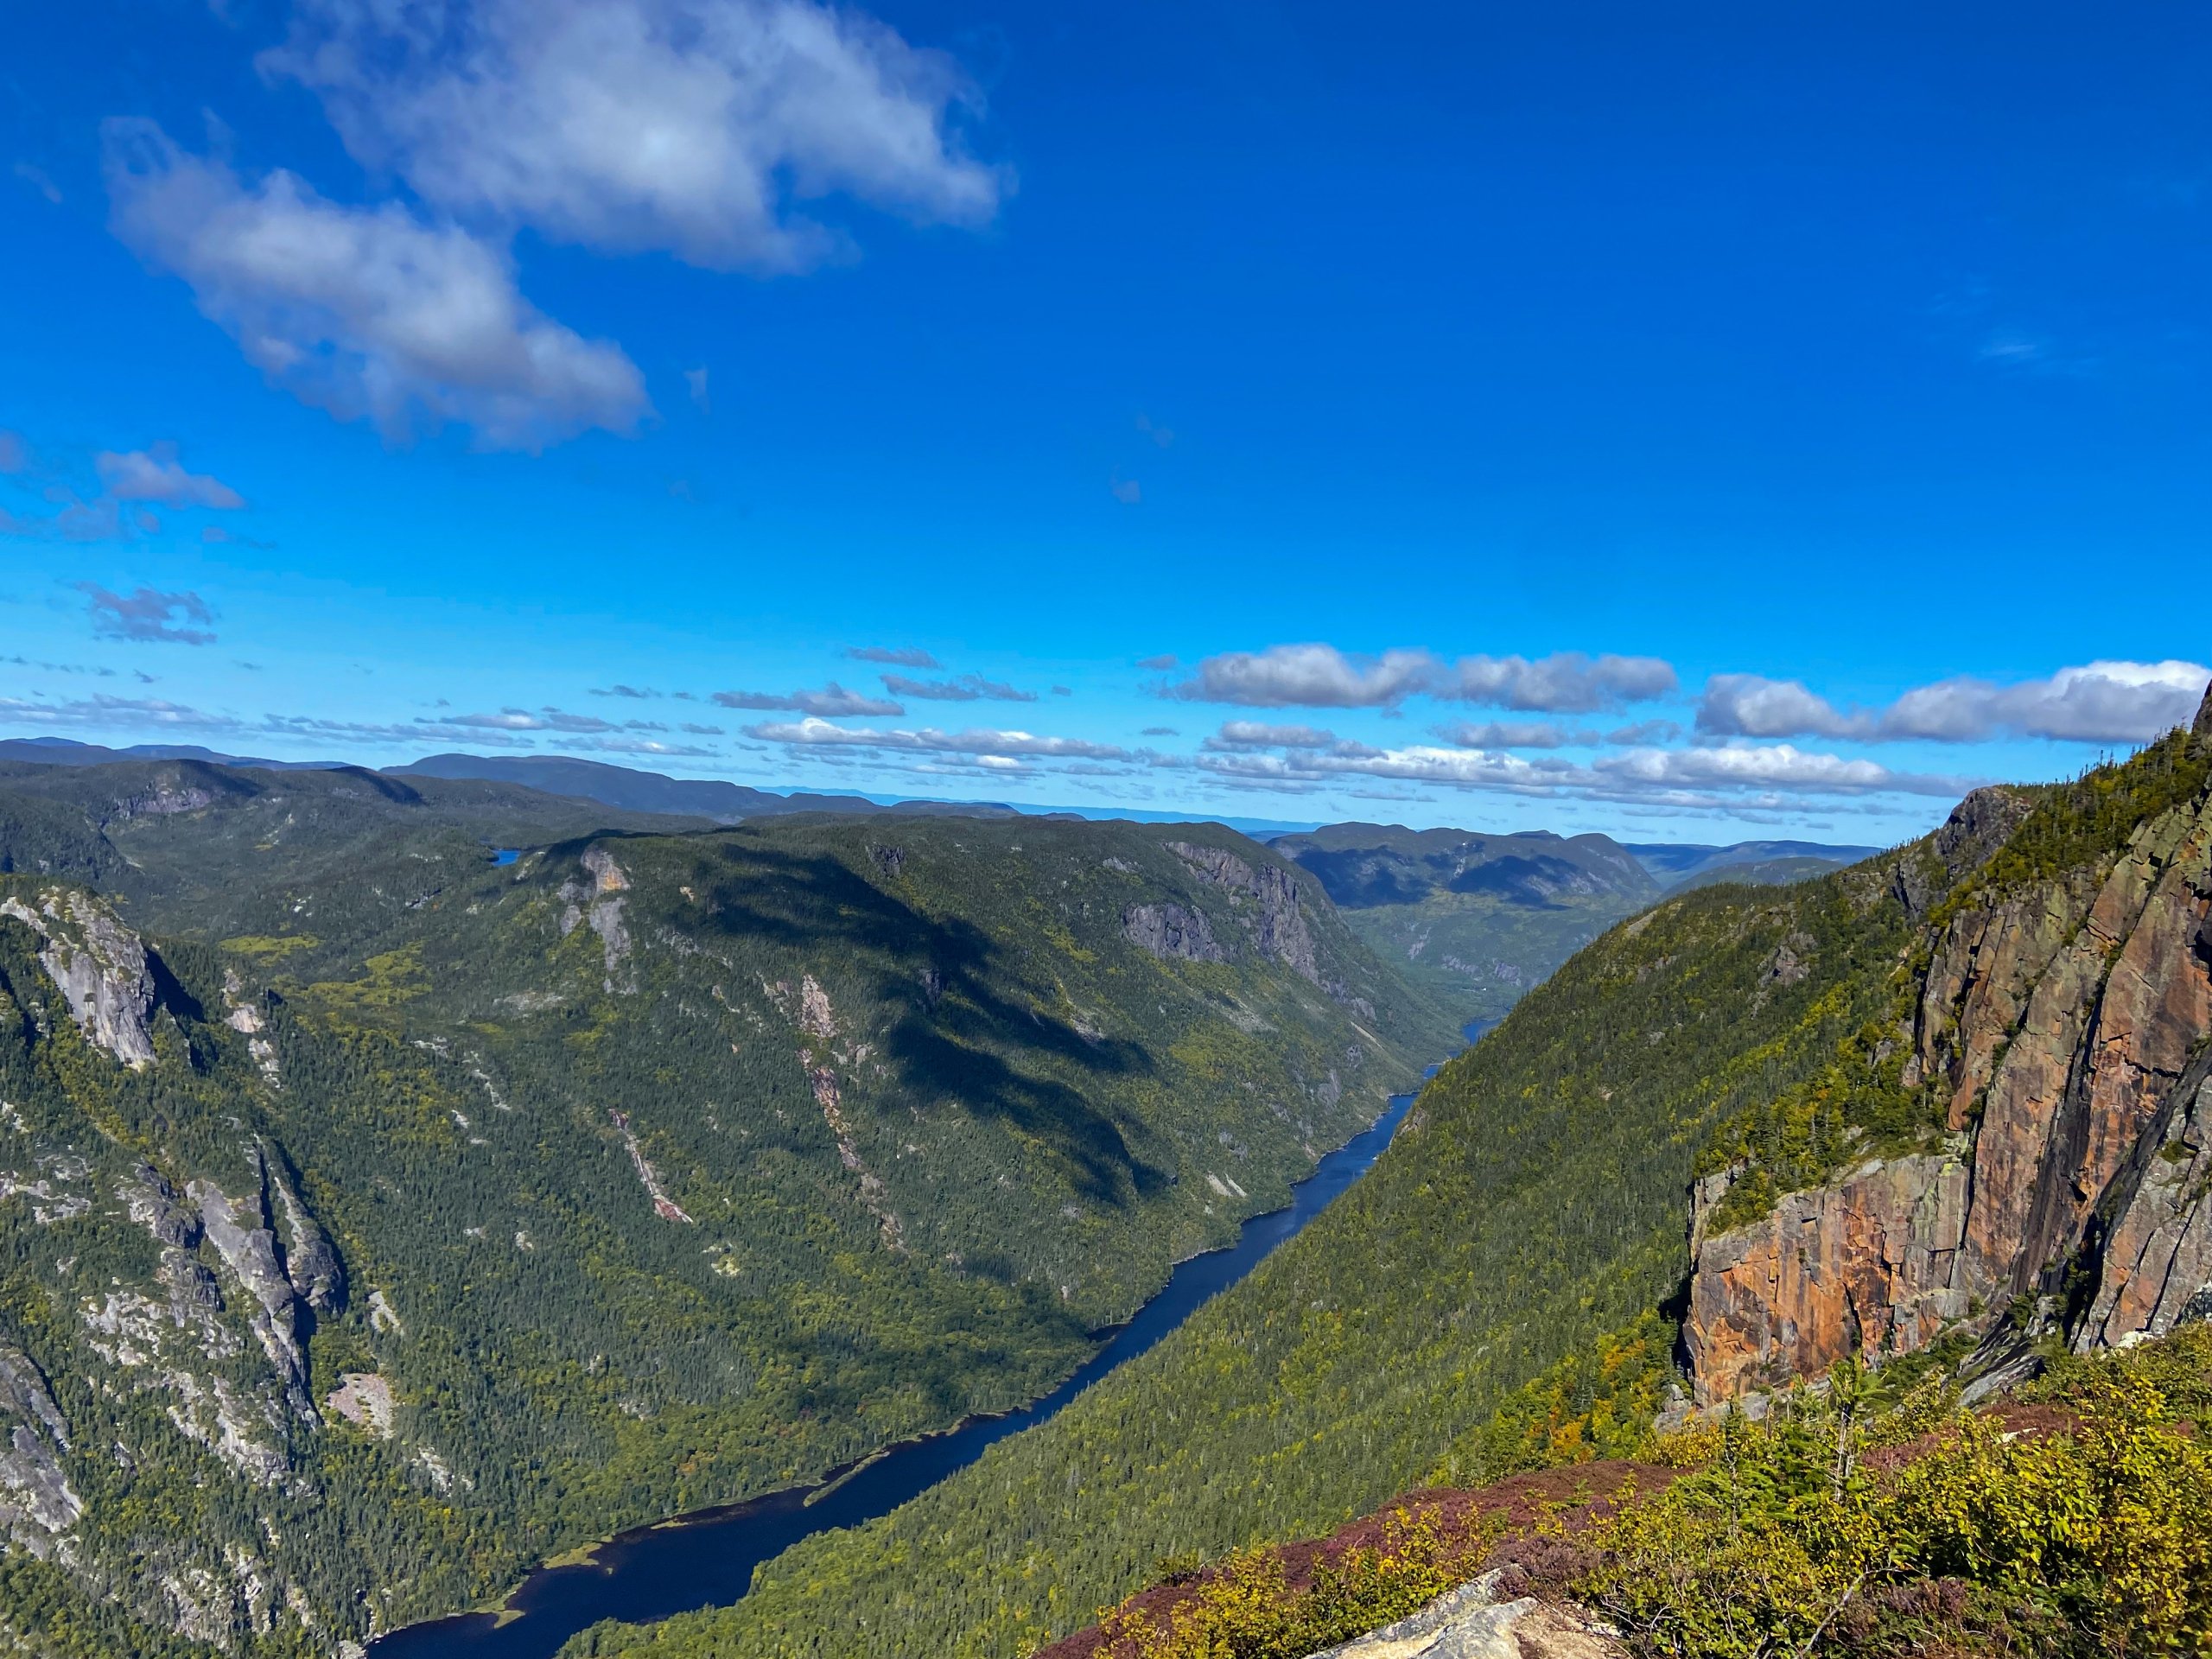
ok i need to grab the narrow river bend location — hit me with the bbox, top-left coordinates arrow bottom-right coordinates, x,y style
373,1048 -> 1468,1657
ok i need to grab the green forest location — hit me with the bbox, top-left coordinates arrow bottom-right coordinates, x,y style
566,725 -> 2212,1659
0,756 -> 1455,1655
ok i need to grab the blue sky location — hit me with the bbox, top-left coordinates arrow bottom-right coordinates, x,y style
2,1 -> 2207,843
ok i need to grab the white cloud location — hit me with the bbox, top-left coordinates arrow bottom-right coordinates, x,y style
1192,722 -> 1966,810
0,695 -> 240,732
264,714 -> 537,748
0,431 -> 26,474
1592,744 -> 1965,798
1694,674 -> 1867,740
1440,652 -> 1677,712
263,0 -> 1005,274
745,716 -> 1132,760
1884,662 -> 2209,744
712,682 -> 904,715
442,706 -> 622,733
1438,719 -> 1584,749
1698,662 -> 2211,746
1166,644 -> 1437,709
1166,645 -> 1675,713
105,122 -> 650,450
563,734 -> 717,757
95,443 -> 247,510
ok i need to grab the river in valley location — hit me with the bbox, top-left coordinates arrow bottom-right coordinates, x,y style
374,1021 -> 1492,1658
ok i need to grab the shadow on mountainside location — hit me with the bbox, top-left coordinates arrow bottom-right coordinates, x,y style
699,843 -> 1169,1207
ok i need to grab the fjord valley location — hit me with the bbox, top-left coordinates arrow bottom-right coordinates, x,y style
0,754 -> 1457,1656
569,684 -> 2212,1659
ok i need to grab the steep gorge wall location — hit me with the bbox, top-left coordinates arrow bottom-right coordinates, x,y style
1687,690 -> 2212,1403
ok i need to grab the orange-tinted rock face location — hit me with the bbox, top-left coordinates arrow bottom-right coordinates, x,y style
1686,777 -> 2212,1404
1685,1154 -> 1971,1406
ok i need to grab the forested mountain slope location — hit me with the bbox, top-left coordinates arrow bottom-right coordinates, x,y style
1271,823 -> 1869,1027
0,759 -> 1453,1656
572,690 -> 2212,1659
386,753 -> 1015,823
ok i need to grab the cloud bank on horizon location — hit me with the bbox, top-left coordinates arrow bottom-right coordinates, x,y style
2,611 -> 2204,833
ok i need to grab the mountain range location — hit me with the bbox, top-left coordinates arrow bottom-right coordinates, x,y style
1273,823 -> 1874,1026
0,751 -> 1455,1655
572,683 -> 2212,1659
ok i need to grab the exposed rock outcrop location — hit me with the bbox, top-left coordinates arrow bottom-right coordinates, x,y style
1168,842 -> 1322,983
0,1335 -> 81,1546
1122,901 -> 1226,963
190,1155 -> 315,1418
267,1153 -> 345,1315
1891,786 -> 2033,920
0,887 -> 157,1067
558,846 -> 635,987
2076,1058 -> 2212,1350
1685,1154 -> 1972,1407
1684,754 -> 2212,1402
1306,1571 -> 1546,1658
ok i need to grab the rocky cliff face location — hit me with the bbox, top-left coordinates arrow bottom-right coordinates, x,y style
1685,697 -> 2212,1404
0,886 -> 157,1067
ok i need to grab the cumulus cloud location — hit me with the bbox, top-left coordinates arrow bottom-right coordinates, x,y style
1135,655 -> 1178,671
1166,644 -> 1438,709
1697,662 -> 2212,746
1694,675 -> 1866,740
0,431 -> 26,473
1591,744 -> 1964,798
712,681 -> 904,715
105,122 -> 650,450
846,645 -> 938,667
78,584 -> 218,645
263,0 -> 1005,274
744,716 -> 1132,761
1439,652 -> 1677,712
1885,662 -> 2209,744
880,671 -> 1036,702
1139,724 -> 1179,736
95,443 -> 247,509
1109,476 -> 1141,505
685,365 -> 711,413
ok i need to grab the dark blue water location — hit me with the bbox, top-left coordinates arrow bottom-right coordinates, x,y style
372,1090 -> 1423,1658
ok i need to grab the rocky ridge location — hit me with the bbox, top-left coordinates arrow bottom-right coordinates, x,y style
0,885 -> 157,1067
1684,683 -> 2212,1405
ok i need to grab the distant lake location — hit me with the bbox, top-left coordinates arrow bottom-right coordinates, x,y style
491,849 -> 521,867
372,1078 -> 1442,1658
